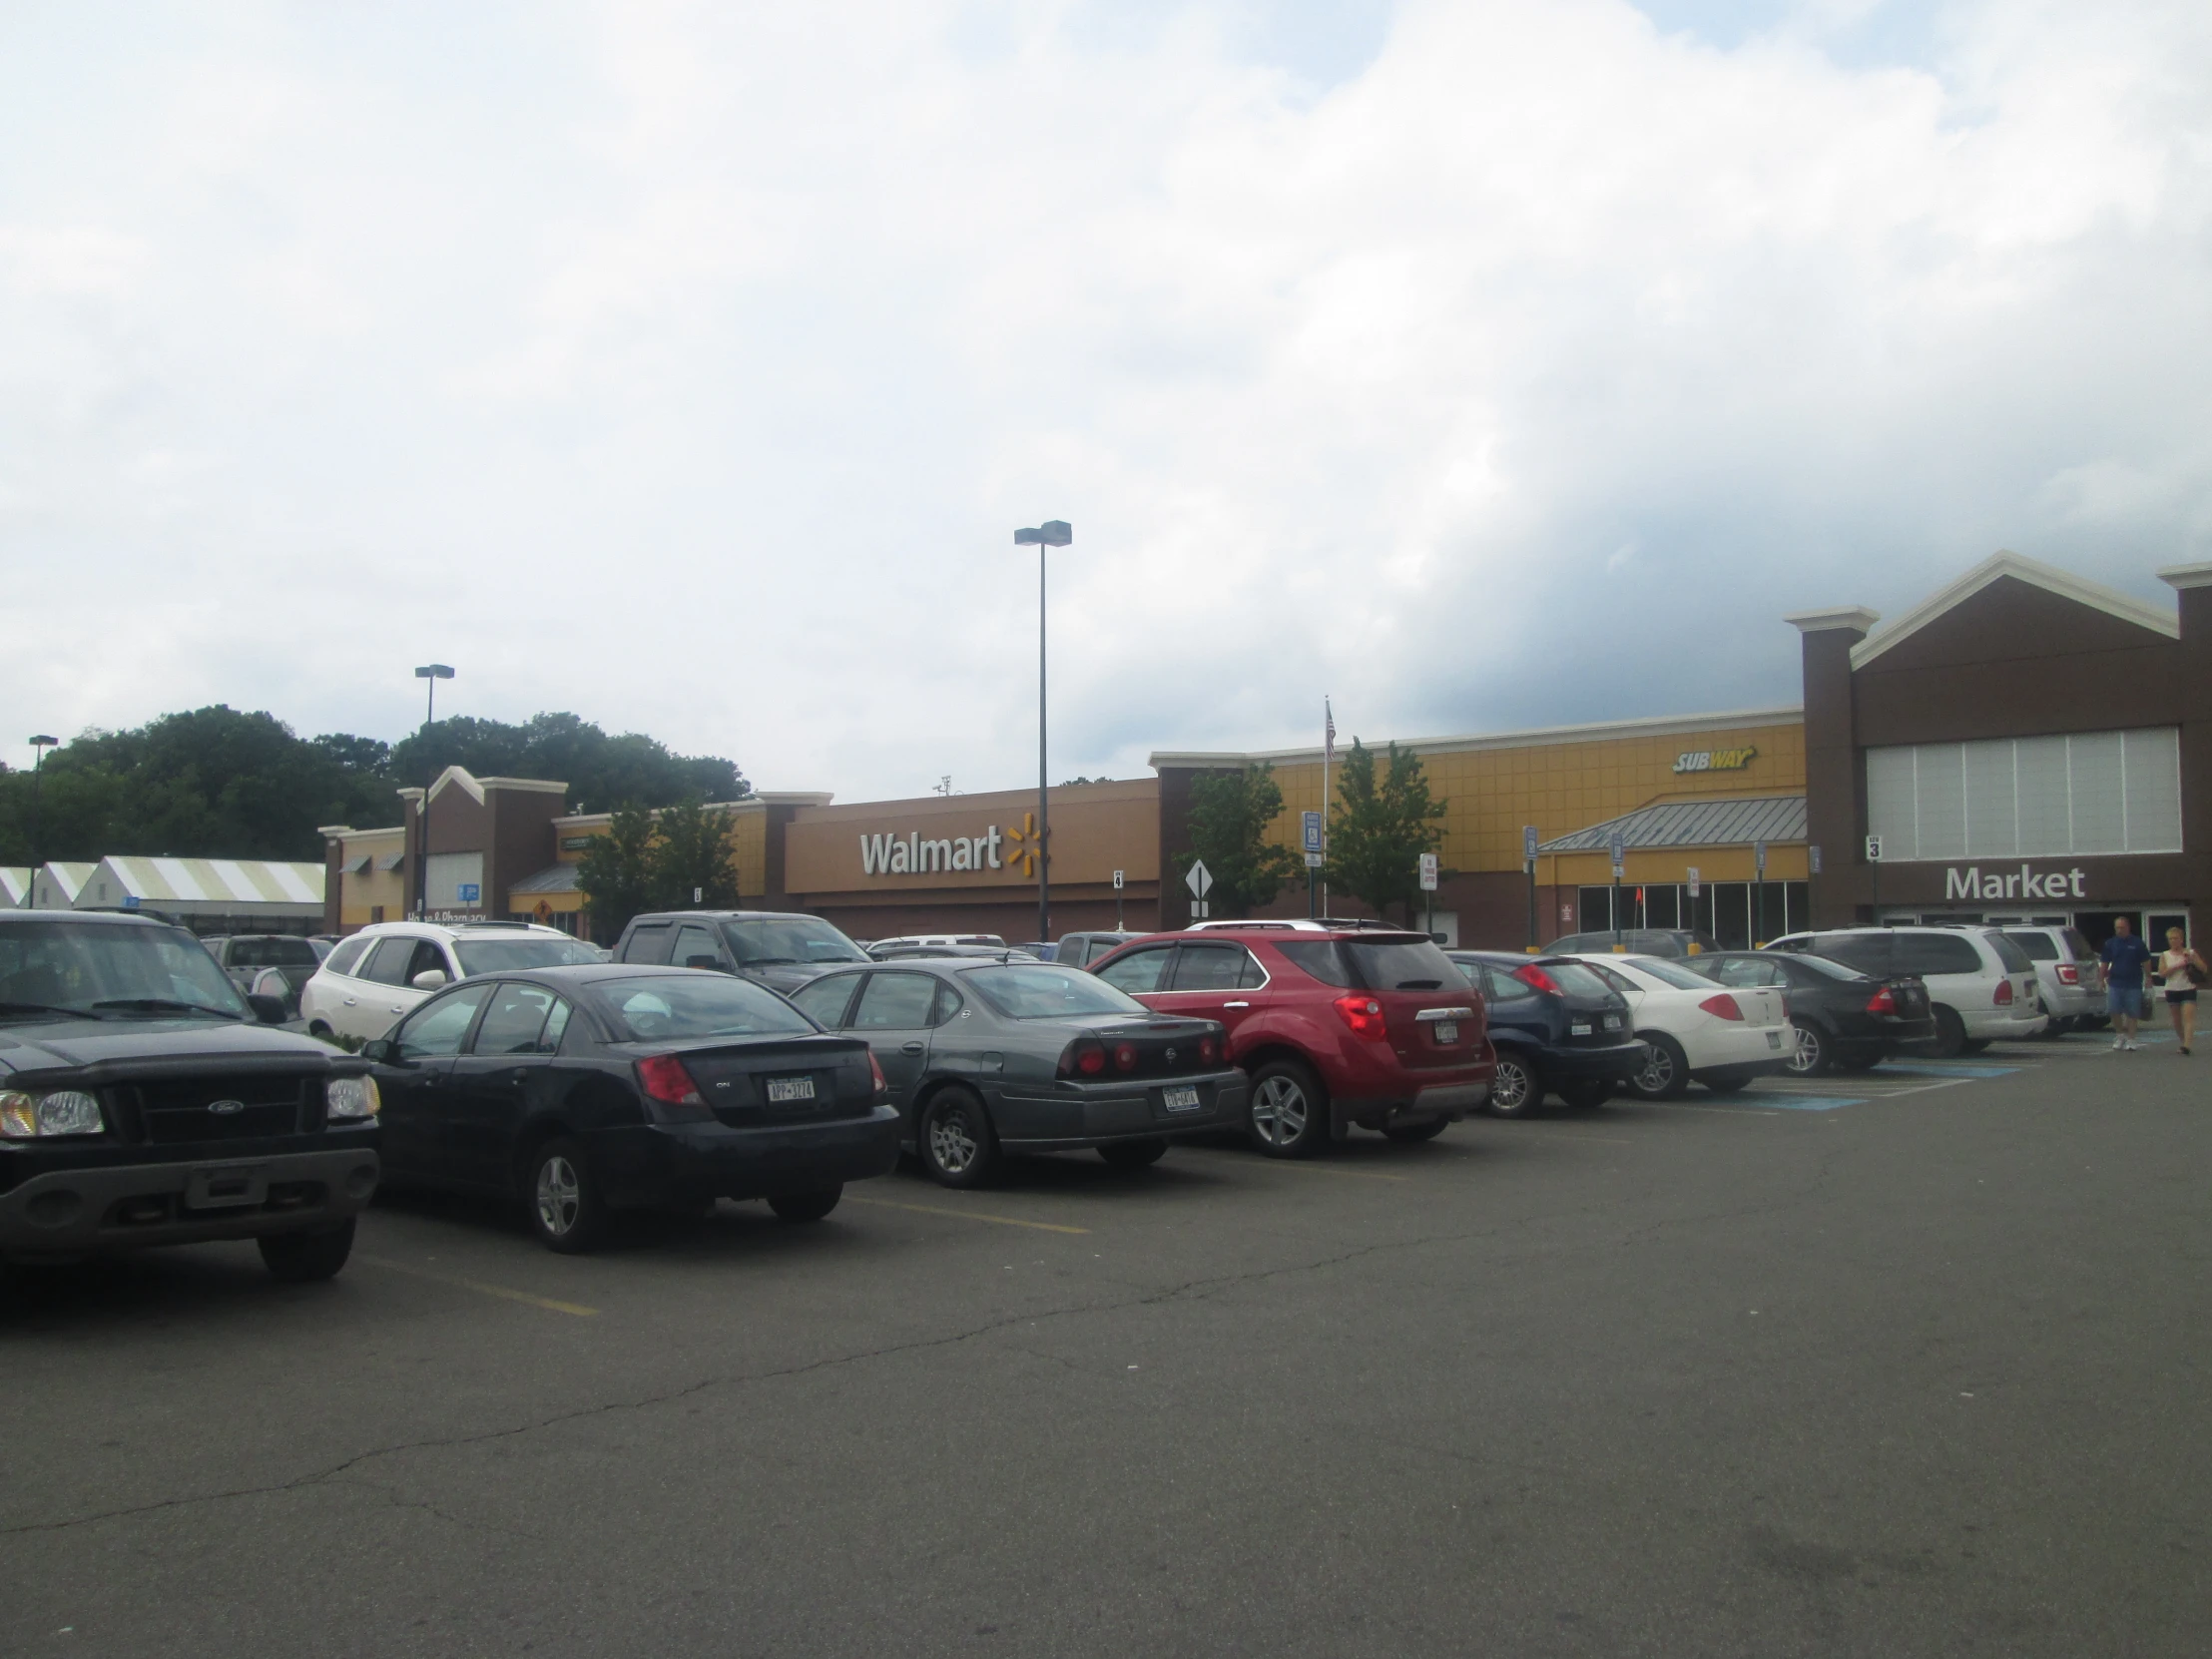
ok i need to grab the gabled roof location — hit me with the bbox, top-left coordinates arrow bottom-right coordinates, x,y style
1538,796 -> 1806,854
1851,551 -> 2175,670
37,862 -> 96,901
0,867 -> 29,907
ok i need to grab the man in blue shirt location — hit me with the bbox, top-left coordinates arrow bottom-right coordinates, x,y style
2101,917 -> 2151,1052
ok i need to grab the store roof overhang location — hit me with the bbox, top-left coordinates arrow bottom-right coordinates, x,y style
1537,796 -> 1807,854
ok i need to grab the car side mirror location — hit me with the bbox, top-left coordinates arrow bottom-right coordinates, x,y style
685,954 -> 727,972
360,1037 -> 397,1064
247,993 -> 287,1025
411,969 -> 449,991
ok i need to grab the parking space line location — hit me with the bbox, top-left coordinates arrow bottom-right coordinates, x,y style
1245,1161 -> 1411,1183
840,1196 -> 1090,1234
357,1255 -> 599,1317
1659,1102 -> 1787,1116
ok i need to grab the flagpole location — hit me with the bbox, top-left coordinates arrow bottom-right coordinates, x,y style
1321,696 -> 1332,917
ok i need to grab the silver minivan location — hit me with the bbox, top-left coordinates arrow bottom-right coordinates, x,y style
1998,926 -> 2105,1031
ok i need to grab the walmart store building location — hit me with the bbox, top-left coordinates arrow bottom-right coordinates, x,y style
321,553 -> 2208,953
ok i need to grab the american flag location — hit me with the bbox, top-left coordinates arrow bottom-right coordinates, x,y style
1324,698 -> 1336,762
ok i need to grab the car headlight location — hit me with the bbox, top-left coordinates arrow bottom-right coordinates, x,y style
0,1089 -> 107,1139
325,1075 -> 380,1122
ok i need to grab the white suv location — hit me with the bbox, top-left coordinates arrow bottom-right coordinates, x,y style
1765,926 -> 2045,1055
1997,926 -> 2106,1032
299,920 -> 602,1042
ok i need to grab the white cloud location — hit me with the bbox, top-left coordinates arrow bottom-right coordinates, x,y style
1,0 -> 2207,797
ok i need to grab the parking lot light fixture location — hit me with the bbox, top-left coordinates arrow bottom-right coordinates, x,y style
27,735 -> 57,908
413,665 -> 455,919
1013,522 -> 1072,945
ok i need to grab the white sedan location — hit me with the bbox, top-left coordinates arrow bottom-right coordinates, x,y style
1560,953 -> 1793,1100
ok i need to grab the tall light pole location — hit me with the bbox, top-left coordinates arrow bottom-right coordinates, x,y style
1013,521 -> 1072,945
413,665 -> 454,919
26,735 -> 57,909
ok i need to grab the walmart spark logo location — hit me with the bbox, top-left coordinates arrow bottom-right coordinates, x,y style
1002,813 -> 1044,878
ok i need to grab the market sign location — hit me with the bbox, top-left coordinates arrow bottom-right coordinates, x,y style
1945,864 -> 2088,900
1673,746 -> 1757,774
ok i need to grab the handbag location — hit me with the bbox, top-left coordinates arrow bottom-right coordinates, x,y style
2189,955 -> 2208,987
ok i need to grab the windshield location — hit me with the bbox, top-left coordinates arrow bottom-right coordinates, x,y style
1620,955 -> 1715,990
1346,938 -> 1461,991
594,974 -> 818,1040
961,965 -> 1153,1020
723,917 -> 867,965
0,920 -> 251,1019
453,935 -> 605,975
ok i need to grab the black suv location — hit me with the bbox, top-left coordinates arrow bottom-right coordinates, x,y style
611,911 -> 871,996
1449,951 -> 1646,1115
1,911 -> 381,1282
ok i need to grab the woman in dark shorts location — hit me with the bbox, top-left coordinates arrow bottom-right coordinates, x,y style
2155,926 -> 2207,1055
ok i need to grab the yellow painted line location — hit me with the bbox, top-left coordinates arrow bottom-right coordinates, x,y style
841,1195 -> 1090,1235
358,1255 -> 599,1318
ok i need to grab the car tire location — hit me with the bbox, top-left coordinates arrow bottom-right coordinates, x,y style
1486,1050 -> 1545,1117
1382,1115 -> 1450,1142
306,1019 -> 334,1039
257,1220 -> 355,1283
919,1087 -> 999,1188
1833,1053 -> 1884,1073
1958,1038 -> 1992,1055
1555,1077 -> 1613,1109
1246,1058 -> 1331,1156
1625,1033 -> 1690,1100
768,1187 -> 842,1223
525,1137 -> 611,1254
1926,1006 -> 1967,1058
1098,1137 -> 1169,1170
1700,1076 -> 1752,1095
1784,1018 -> 1830,1076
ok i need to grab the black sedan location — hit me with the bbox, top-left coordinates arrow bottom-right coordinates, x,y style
1686,951 -> 1936,1074
787,958 -> 1248,1187
1450,951 -> 1647,1115
362,965 -> 900,1251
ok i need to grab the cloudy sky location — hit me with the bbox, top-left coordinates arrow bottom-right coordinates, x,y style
4,0 -> 2207,802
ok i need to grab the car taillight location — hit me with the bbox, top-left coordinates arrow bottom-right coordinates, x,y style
1333,994 -> 1388,1040
1199,1033 -> 1219,1064
1057,1039 -> 1108,1078
1512,964 -> 1561,996
2055,964 -> 2078,985
1114,1041 -> 1138,1072
1698,993 -> 1744,1022
868,1051 -> 887,1095
1994,979 -> 2013,1006
636,1054 -> 704,1106
1865,985 -> 1897,1015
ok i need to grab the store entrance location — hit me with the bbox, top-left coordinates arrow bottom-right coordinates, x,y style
1881,906 -> 2190,951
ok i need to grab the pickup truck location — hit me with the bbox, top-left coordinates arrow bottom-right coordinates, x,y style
1,911 -> 380,1282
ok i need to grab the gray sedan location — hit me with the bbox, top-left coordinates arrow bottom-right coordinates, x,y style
788,957 -> 1247,1188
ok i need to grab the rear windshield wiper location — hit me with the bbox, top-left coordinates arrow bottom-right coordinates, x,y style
0,1001 -> 104,1021
90,998 -> 244,1020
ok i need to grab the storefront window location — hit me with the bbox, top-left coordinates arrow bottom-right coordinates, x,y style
1868,728 -> 2181,859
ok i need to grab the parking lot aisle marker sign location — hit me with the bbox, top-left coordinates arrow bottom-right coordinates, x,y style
1418,853 -> 1438,891
1524,826 -> 1539,949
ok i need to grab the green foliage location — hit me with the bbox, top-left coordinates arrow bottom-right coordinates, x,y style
575,806 -> 660,941
1176,764 -> 1303,918
649,797 -> 743,911
388,712 -> 746,815
1326,740 -> 1445,925
575,796 -> 742,941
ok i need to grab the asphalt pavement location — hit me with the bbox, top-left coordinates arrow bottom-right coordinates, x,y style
4,1032 -> 2207,1657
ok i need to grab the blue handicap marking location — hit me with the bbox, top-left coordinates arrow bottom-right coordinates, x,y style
1744,1094 -> 1867,1111
1867,1061 -> 2017,1079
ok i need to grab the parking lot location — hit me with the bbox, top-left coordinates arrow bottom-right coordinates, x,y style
5,1034 -> 2207,1658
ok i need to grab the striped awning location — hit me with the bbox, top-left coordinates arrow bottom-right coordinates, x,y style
93,856 -> 324,905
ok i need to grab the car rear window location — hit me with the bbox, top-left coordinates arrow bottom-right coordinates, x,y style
2001,929 -> 2058,961
2064,928 -> 2093,959
1804,933 -> 1894,974
1274,940 -> 1353,986
1892,933 -> 1984,976
594,974 -> 816,1039
1984,932 -> 2033,973
1620,955 -> 1712,989
1543,961 -> 1619,998
1346,939 -> 1460,991
961,965 -> 1151,1020
229,937 -> 320,967
1782,952 -> 1870,983
325,935 -> 372,976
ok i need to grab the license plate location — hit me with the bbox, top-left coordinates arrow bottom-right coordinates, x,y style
1435,1022 -> 1459,1044
1162,1084 -> 1201,1112
1570,1022 -> 1592,1036
186,1165 -> 265,1210
766,1076 -> 816,1104
1766,1030 -> 1783,1049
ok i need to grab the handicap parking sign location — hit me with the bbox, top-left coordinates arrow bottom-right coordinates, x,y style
457,882 -> 481,903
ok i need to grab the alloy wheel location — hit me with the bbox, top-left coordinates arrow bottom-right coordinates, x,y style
1786,1022 -> 1823,1075
1251,1076 -> 1309,1147
535,1155 -> 582,1238
1490,1059 -> 1532,1112
929,1108 -> 980,1174
1636,1046 -> 1676,1094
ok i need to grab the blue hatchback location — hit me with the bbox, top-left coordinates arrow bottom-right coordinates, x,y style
1448,952 -> 1646,1116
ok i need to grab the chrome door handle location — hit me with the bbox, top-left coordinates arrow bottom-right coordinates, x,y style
900,1041 -> 924,1055
342,996 -> 358,1006
1223,1001 -> 1250,1009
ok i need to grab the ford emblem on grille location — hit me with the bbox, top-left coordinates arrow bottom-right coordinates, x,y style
207,1099 -> 248,1115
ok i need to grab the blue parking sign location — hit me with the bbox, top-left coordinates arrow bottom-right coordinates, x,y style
1302,811 -> 1323,853
457,882 -> 481,903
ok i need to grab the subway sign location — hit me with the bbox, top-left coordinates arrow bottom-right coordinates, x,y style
1673,746 -> 1757,774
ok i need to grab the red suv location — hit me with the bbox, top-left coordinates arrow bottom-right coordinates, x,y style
1089,925 -> 1492,1156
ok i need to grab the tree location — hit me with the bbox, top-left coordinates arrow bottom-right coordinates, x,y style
388,712 -> 747,815
575,805 -> 659,941
650,796 -> 742,911
1326,739 -> 1445,925
1175,764 -> 1303,918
